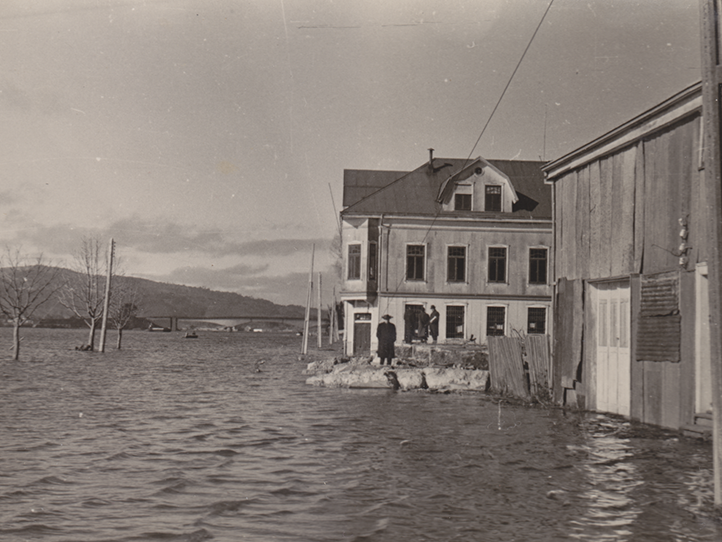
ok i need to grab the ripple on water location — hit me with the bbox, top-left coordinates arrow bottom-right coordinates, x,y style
0,329 -> 719,542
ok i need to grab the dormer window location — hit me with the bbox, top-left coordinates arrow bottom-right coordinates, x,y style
485,185 -> 502,212
454,194 -> 471,211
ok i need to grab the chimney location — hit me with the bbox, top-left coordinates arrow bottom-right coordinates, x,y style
428,148 -> 434,170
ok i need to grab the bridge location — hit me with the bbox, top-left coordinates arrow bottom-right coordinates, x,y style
142,315 -> 328,332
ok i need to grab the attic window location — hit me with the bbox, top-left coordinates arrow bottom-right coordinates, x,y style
485,186 -> 502,212
454,194 -> 471,211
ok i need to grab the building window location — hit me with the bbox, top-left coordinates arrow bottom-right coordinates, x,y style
529,248 -> 547,284
368,242 -> 377,281
487,306 -> 506,336
348,244 -> 361,280
448,246 -> 466,282
488,247 -> 507,283
485,185 -> 502,212
455,193 -> 472,211
446,306 -> 465,338
527,307 -> 546,334
406,245 -> 425,281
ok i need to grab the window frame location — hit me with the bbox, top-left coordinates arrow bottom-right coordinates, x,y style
347,243 -> 362,280
527,306 -> 546,334
447,245 -> 467,283
485,185 -> 502,212
488,245 -> 508,284
454,193 -> 472,211
406,243 -> 426,282
368,241 -> 378,282
486,305 -> 507,336
445,304 -> 465,339
528,247 -> 548,285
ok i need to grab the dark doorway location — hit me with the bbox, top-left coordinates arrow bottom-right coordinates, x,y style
353,313 -> 372,355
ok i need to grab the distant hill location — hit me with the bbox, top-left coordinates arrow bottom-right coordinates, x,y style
16,267 -> 312,325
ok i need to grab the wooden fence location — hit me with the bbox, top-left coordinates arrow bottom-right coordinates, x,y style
488,335 -> 550,401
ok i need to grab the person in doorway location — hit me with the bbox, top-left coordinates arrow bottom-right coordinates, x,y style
428,305 -> 440,344
376,314 -> 396,366
418,307 -> 430,342
404,307 -> 415,344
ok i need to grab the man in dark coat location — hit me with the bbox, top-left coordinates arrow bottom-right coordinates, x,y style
376,314 -> 396,366
428,305 -> 440,344
418,307 -> 430,342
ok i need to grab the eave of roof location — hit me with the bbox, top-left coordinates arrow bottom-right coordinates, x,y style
543,81 -> 702,181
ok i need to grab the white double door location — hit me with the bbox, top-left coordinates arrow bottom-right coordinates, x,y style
595,283 -> 631,416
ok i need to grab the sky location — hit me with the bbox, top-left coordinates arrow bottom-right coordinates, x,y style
0,0 -> 701,307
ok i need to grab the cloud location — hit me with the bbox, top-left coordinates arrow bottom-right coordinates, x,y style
146,263 -> 340,307
106,217 -> 331,257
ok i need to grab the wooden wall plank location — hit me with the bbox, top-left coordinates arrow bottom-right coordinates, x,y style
599,157 -> 613,277
630,275 -> 644,421
661,363 -> 681,429
589,162 -> 602,279
643,361 -> 663,426
610,152 -> 625,276
577,166 -> 591,279
633,142 -> 645,274
619,146 -> 637,274
563,174 -> 578,280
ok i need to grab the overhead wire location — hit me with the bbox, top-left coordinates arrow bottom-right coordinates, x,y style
380,0 -> 555,316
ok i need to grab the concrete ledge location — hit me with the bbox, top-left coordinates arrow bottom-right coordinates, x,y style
305,364 -> 489,391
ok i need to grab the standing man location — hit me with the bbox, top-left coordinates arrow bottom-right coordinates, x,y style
418,307 -> 430,343
376,314 -> 396,366
428,305 -> 440,344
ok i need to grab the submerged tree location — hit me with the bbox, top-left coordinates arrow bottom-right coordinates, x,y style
108,275 -> 140,349
0,248 -> 61,360
60,236 -> 111,351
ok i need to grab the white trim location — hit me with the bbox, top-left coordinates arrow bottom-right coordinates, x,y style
528,246 -> 550,286
404,242 -> 427,283
346,242 -> 362,281
485,303 -> 508,337
446,243 -> 469,284
487,244 -> 509,285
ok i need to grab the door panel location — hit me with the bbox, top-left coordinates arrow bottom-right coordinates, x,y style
596,284 -> 631,416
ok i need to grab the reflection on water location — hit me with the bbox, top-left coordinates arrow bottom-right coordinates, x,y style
0,328 -> 720,541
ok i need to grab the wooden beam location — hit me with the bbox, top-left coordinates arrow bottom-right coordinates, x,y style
699,0 -> 722,506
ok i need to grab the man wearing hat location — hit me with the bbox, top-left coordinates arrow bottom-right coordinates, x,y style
376,314 -> 396,366
428,305 -> 440,344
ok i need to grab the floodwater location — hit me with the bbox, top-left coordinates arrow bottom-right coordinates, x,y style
0,328 -> 720,542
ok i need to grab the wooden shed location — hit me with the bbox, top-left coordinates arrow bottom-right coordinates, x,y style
543,83 -> 712,434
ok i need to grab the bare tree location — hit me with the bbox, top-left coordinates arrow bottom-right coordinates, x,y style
59,236 -> 111,351
0,248 -> 61,360
108,275 -> 140,349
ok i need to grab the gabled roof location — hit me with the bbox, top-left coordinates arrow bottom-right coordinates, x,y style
343,169 -> 408,207
342,157 -> 551,219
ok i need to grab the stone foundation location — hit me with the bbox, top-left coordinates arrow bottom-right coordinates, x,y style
304,345 -> 489,391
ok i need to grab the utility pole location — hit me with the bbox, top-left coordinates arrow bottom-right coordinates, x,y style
317,272 -> 323,348
302,244 -> 314,355
99,238 -> 115,353
700,0 -> 722,506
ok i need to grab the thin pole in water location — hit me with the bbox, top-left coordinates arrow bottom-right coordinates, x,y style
317,272 -> 322,349
302,244 -> 314,354
99,238 -> 114,353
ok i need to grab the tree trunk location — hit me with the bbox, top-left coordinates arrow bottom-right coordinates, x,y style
12,319 -> 20,361
87,319 -> 97,351
116,328 -> 123,350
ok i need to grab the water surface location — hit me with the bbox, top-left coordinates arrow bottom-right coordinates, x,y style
0,329 -> 719,541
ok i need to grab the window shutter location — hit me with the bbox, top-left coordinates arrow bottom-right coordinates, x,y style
636,271 -> 680,362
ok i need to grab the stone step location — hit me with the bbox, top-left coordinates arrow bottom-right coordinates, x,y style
681,423 -> 712,440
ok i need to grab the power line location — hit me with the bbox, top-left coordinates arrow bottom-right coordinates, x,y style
381,0 -> 555,313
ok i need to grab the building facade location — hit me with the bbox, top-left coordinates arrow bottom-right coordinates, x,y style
543,83 -> 712,434
340,153 -> 552,358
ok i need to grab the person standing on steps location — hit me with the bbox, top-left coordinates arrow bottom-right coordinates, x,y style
376,314 -> 396,366
428,305 -> 440,344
